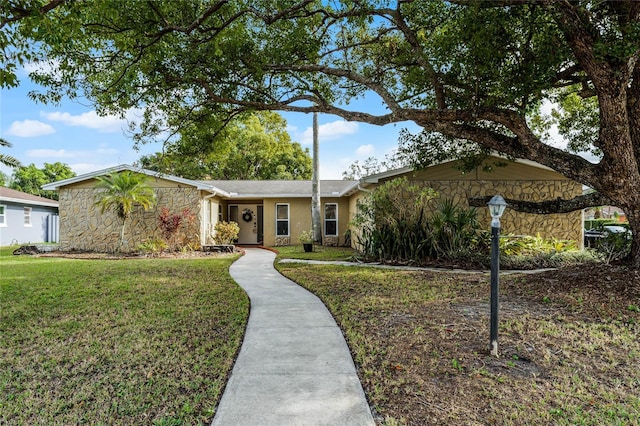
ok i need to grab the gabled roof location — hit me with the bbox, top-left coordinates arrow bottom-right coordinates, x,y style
40,164 -> 360,199
0,187 -> 59,207
359,156 -> 557,184
42,164 -> 229,195
202,180 -> 359,199
360,166 -> 414,184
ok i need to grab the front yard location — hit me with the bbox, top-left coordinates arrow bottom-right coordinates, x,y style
0,247 -> 248,425
2,245 -> 638,425
276,255 -> 640,425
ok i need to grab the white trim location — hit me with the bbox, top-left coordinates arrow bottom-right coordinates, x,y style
324,203 -> 338,236
0,196 -> 58,208
275,203 -> 290,237
0,204 -> 6,227
360,166 -> 414,184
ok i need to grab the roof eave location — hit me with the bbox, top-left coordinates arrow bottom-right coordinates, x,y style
0,196 -> 59,207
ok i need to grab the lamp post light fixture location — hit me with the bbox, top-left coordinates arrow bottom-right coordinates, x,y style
487,195 -> 507,357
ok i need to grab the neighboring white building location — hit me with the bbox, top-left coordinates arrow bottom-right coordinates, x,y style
0,187 -> 59,246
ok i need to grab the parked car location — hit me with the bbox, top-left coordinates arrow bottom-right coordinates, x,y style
584,225 -> 632,247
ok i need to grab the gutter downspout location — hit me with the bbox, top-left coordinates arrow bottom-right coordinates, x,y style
202,190 -> 219,246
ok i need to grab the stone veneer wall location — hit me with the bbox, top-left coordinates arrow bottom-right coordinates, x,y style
323,236 -> 339,247
58,187 -> 201,252
274,236 -> 291,246
411,180 -> 583,242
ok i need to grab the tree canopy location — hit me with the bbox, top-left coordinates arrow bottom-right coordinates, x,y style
138,111 -> 312,180
342,154 -> 406,180
3,0 -> 640,264
10,162 -> 75,200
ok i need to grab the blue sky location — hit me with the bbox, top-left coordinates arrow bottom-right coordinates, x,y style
1,65 -> 422,181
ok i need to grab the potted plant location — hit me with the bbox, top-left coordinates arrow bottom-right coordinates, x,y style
298,230 -> 314,252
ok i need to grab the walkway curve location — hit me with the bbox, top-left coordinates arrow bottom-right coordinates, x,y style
212,248 -> 375,426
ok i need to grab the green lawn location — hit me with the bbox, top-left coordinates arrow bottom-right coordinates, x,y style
272,244 -> 357,261
0,248 -> 248,425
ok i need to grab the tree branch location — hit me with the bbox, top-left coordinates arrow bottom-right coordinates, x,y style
468,191 -> 612,214
1,0 -> 66,30
409,108 -> 599,186
546,1 -> 613,88
260,63 -> 402,111
385,7 -> 446,109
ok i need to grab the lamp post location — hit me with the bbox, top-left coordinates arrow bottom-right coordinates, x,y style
488,195 -> 507,357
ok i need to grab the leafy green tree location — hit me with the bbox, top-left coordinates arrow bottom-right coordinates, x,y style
94,171 -> 157,252
0,138 -> 21,169
10,162 -> 75,200
139,111 -> 312,180
342,154 -> 407,180
5,1 -> 640,265
0,170 -> 7,186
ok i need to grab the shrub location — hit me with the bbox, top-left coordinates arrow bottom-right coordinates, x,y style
137,238 -> 168,256
351,177 -> 437,264
429,198 -> 483,258
499,234 -> 577,256
158,207 -> 198,251
298,230 -> 314,244
213,221 -> 240,245
591,231 -> 632,264
500,249 -> 601,269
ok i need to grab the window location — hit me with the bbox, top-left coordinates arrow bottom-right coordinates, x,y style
0,205 -> 6,226
324,203 -> 338,236
24,207 -> 32,227
276,204 -> 289,236
229,205 -> 239,223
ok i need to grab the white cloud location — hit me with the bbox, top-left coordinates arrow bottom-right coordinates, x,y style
41,110 -> 127,133
22,60 -> 60,74
300,120 -> 359,144
6,120 -> 56,137
69,162 -> 119,175
320,158 -> 353,180
27,147 -> 118,158
27,149 -> 75,158
355,144 -> 375,156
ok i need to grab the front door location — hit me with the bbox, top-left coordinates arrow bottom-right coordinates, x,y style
229,204 -> 262,244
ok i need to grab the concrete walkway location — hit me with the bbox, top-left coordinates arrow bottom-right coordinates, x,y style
212,248 -> 375,426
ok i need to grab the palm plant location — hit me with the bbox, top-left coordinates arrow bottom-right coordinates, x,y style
0,138 -> 22,169
430,198 -> 481,257
94,171 -> 156,251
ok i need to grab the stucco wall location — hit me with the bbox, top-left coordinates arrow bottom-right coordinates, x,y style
58,186 -> 202,252
261,197 -> 351,247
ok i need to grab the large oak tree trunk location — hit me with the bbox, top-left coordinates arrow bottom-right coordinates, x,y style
624,207 -> 640,268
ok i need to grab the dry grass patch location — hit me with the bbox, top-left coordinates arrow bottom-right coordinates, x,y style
276,262 -> 640,425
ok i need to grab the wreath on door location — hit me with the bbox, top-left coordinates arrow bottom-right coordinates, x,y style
242,208 -> 253,222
